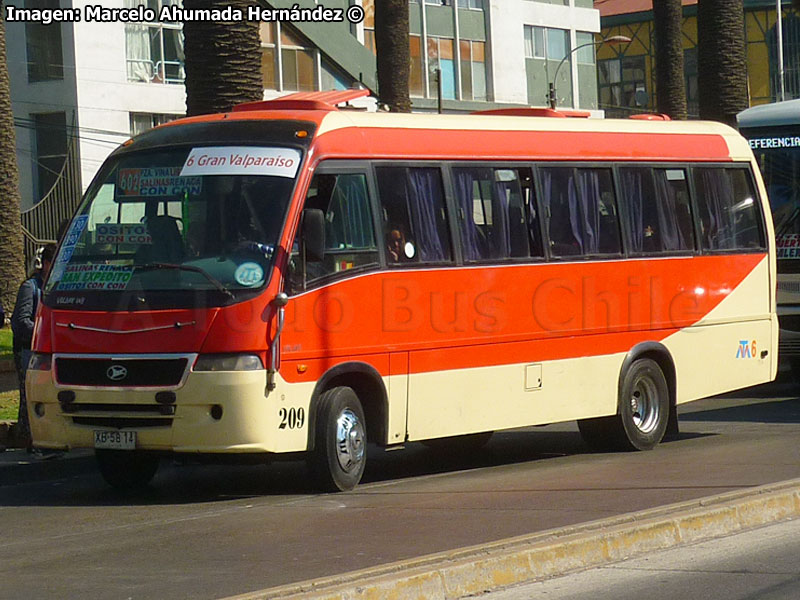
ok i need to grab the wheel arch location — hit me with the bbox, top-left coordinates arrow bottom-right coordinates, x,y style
619,342 -> 679,437
306,361 -> 389,451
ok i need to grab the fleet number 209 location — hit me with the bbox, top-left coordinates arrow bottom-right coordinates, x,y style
278,407 -> 305,429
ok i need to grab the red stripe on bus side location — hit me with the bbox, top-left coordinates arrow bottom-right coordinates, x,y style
278,254 -> 765,383
314,127 -> 733,162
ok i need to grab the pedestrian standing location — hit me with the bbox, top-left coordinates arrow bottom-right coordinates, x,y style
11,243 -> 56,450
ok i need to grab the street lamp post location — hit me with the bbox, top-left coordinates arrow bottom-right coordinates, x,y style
548,35 -> 631,110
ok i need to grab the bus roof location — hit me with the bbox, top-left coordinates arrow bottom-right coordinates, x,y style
158,107 -> 752,163
738,99 -> 800,128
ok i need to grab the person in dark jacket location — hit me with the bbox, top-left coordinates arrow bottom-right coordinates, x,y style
11,244 -> 56,449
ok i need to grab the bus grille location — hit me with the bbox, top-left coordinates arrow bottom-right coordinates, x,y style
55,357 -> 188,387
72,417 -> 172,428
63,403 -> 175,429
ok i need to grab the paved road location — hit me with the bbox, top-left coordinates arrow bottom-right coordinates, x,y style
480,516 -> 800,600
2,381 -> 800,600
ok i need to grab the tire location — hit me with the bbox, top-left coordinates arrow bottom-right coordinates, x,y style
578,358 -> 669,452
96,450 -> 159,491
421,432 -> 493,454
309,387 -> 367,492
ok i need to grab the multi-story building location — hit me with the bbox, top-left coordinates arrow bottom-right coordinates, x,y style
597,0 -> 799,117
9,0 -> 600,222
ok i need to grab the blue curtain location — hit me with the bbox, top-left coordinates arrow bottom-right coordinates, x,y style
406,169 -> 447,261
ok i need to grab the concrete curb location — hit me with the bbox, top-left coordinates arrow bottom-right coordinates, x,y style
222,478 -> 800,600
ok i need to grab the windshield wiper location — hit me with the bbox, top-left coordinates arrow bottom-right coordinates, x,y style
136,263 -> 235,299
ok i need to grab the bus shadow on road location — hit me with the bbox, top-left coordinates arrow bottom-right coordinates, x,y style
680,396 -> 800,424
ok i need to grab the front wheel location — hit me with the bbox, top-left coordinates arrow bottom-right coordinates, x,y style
579,358 -> 669,452
96,450 -> 159,490
308,387 -> 367,492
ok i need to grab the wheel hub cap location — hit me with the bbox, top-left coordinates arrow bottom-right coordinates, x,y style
335,409 -> 365,473
630,377 -> 660,434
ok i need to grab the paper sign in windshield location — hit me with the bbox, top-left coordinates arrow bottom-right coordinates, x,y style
778,233 -> 800,259
96,223 -> 152,245
180,147 -> 301,178
118,167 -> 202,197
56,264 -> 134,291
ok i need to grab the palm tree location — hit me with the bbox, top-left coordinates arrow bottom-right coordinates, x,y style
653,0 -> 687,119
0,17 -> 26,315
697,0 -> 748,126
182,0 -> 263,116
375,0 -> 411,112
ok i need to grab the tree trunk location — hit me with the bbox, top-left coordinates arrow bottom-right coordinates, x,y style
653,0 -> 688,119
0,18 -> 26,314
375,0 -> 411,112
183,0 -> 263,116
697,0 -> 748,126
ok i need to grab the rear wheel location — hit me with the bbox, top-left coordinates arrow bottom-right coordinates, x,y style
579,358 -> 669,452
308,387 -> 366,492
96,450 -> 159,490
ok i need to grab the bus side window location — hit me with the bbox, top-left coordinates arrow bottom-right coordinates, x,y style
619,167 -> 695,254
376,166 -> 452,264
693,167 -> 765,251
541,167 -> 621,258
289,172 -> 378,290
451,166 -> 541,261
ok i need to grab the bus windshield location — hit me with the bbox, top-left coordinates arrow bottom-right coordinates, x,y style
46,146 -> 300,301
751,144 -> 800,240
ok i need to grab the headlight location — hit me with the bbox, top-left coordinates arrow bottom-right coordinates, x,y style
28,353 -> 52,371
193,354 -> 263,372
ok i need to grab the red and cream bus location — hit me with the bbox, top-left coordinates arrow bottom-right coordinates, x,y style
27,90 -> 776,491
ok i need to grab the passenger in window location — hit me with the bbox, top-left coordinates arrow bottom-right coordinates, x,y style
386,228 -> 408,263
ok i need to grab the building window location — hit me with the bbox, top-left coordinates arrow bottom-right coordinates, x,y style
25,0 -> 64,82
524,26 -> 568,61
261,22 -> 277,90
458,0 -> 483,8
428,36 -> 456,99
460,40 -> 487,101
768,14 -> 800,101
598,55 -> 647,114
33,112 -> 68,202
410,35 -> 425,96
130,113 -> 180,136
576,31 -> 596,65
280,26 -> 315,91
125,0 -> 184,84
363,0 -> 376,53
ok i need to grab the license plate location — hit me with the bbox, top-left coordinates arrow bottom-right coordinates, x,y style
94,430 -> 136,450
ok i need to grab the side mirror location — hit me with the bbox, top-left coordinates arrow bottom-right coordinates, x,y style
302,208 -> 325,263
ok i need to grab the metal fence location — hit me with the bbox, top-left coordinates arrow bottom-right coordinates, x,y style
20,131 -> 83,272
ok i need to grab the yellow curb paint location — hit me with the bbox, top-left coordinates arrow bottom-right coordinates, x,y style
223,480 -> 800,600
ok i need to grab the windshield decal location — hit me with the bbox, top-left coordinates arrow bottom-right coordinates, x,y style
180,147 -> 300,178
777,233 -> 800,259
234,262 -> 265,287
49,215 -> 88,285
56,264 -> 134,291
96,223 -> 152,245
118,167 -> 202,197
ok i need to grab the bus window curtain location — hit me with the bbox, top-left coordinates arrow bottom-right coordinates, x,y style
492,179 -> 513,258
575,169 -> 602,254
406,168 -> 447,261
453,169 -> 485,260
697,169 -> 736,249
621,168 -> 645,252
335,175 -> 373,248
653,171 -> 687,251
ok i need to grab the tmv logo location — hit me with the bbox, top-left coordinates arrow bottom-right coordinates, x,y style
736,340 -> 757,359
